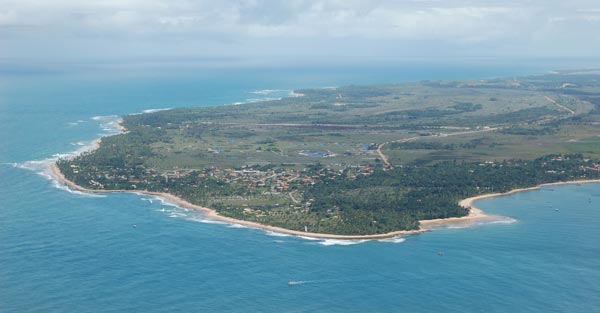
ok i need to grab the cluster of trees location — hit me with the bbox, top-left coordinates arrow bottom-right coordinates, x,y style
302,154 -> 600,234
59,147 -> 600,235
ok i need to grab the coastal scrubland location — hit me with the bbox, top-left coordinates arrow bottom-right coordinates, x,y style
57,70 -> 600,235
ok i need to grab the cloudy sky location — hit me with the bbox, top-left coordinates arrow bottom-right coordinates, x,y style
1,0 -> 600,64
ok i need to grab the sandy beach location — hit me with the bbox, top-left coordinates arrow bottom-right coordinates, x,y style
49,162 -> 600,240
50,163 -> 425,239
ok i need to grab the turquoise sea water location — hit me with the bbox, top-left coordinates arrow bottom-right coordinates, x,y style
1,63 -> 600,312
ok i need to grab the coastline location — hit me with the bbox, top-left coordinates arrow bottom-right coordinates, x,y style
51,163 -> 426,239
457,179 -> 600,213
50,163 -> 600,240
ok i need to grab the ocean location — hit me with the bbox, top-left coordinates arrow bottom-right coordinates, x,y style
1,62 -> 599,312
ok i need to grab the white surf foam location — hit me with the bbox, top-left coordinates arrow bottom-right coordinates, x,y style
154,197 -> 179,208
140,198 -> 154,204
297,236 -> 321,241
317,239 -> 369,246
245,97 -> 281,103
289,91 -> 304,97
489,217 -> 518,224
52,179 -> 106,198
264,230 -> 292,237
445,225 -> 470,229
135,194 -> 181,208
12,154 -> 106,198
143,108 -> 172,114
439,216 -> 518,230
130,108 -> 173,115
377,237 -> 406,244
13,114 -> 124,197
228,223 -> 249,229
185,216 -> 228,225
250,89 -> 282,95
169,212 -> 188,218
89,115 -> 123,135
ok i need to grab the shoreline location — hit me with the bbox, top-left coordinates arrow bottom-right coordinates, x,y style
50,163 -> 425,239
49,117 -> 600,240
457,179 -> 600,212
51,164 -> 600,240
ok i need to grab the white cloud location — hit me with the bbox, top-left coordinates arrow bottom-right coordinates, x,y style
0,0 -> 599,61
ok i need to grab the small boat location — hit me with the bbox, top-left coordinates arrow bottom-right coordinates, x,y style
438,251 -> 445,256
288,281 -> 303,286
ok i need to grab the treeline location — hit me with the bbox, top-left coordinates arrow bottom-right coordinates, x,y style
303,154 -> 600,234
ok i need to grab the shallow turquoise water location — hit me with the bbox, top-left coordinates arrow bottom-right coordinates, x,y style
1,64 -> 599,312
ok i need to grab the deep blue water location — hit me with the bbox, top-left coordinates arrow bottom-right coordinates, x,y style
1,63 -> 599,312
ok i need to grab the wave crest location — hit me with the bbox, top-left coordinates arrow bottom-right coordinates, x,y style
317,239 -> 369,246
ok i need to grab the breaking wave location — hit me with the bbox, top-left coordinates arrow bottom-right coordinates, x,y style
377,237 -> 406,244
250,89 -> 282,95
13,114 -> 124,196
264,231 -> 292,237
317,239 -> 369,246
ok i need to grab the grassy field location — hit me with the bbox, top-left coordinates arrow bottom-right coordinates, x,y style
132,75 -> 597,171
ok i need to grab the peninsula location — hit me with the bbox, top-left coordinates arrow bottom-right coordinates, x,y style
56,70 -> 600,237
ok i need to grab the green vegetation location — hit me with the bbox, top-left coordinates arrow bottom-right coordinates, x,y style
57,71 -> 600,235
